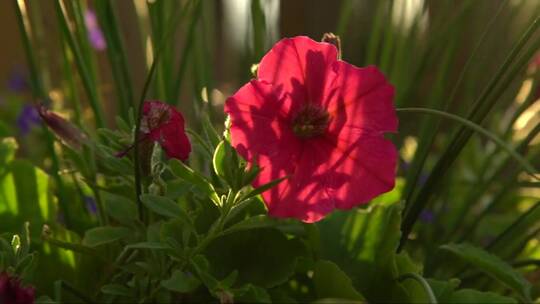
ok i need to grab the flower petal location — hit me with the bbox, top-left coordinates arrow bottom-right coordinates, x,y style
320,133 -> 398,209
258,36 -> 338,106
142,101 -> 191,161
159,113 -> 191,160
225,80 -> 302,168
326,63 -> 398,134
262,141 -> 336,223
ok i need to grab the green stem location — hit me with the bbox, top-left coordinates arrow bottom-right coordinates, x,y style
133,4 -> 184,221
398,273 -> 438,304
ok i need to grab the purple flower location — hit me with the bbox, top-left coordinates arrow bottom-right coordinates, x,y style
16,105 -> 41,136
84,9 -> 107,51
419,210 -> 435,223
7,67 -> 29,93
84,196 -> 98,215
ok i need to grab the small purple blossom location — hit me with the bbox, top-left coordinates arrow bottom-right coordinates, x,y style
419,210 -> 435,223
7,67 -> 29,93
84,196 -> 98,215
16,105 -> 41,136
84,9 -> 107,51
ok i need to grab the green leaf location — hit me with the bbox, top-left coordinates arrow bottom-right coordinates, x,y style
440,243 -> 531,301
234,284 -> 271,304
445,289 -> 517,304
126,242 -> 170,250
313,260 -> 364,301
140,194 -> 192,226
427,278 -> 461,302
205,228 -> 306,288
241,176 -> 288,201
318,201 -> 415,303
101,284 -> 133,297
222,215 -> 303,236
0,159 -> 55,237
212,141 -> 230,180
0,137 -> 17,169
169,159 -> 220,205
102,192 -> 138,224
82,226 -> 131,247
351,202 -> 409,302
161,270 -> 201,293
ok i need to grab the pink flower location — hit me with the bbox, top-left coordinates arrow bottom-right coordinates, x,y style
225,36 -> 398,223
140,101 -> 191,161
0,272 -> 35,304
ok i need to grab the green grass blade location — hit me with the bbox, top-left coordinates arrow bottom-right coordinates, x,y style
170,0 -> 202,105
401,0 -> 506,214
399,17 -> 540,251
13,0 -> 72,227
94,0 -> 136,116
396,107 -> 538,178
251,0 -> 266,61
54,0 -> 106,128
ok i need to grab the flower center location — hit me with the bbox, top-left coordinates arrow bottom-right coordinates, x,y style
292,104 -> 330,139
141,104 -> 171,134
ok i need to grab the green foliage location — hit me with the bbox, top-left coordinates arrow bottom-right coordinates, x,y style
4,0 -> 540,302
313,260 -> 364,301
441,243 -> 532,301
82,226 -> 132,247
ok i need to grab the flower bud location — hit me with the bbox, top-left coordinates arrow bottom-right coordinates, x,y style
37,104 -> 87,150
0,272 -> 35,304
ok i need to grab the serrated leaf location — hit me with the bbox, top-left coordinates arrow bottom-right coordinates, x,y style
82,226 -> 131,247
313,260 -> 364,301
440,243 -> 531,301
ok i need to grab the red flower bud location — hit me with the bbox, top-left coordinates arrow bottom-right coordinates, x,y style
0,272 -> 35,304
37,104 -> 87,150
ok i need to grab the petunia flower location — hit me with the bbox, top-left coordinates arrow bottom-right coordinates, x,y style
84,9 -> 107,51
0,272 -> 35,304
117,101 -> 191,161
225,36 -> 398,223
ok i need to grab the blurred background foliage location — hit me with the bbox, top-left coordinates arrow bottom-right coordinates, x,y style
1,0 -> 540,301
